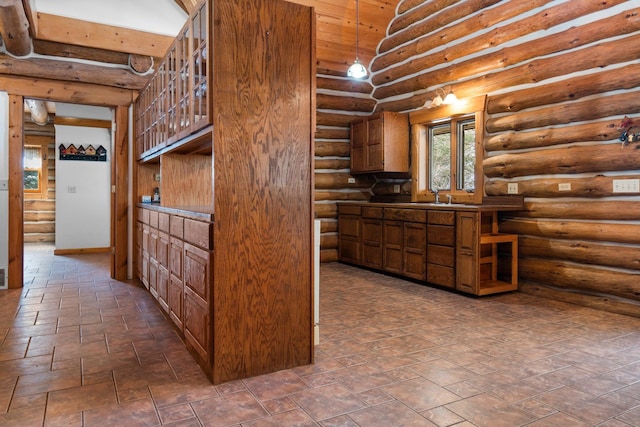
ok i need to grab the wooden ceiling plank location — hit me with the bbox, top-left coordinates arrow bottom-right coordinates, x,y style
35,12 -> 174,58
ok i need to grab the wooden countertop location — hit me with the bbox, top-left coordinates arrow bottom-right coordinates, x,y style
137,203 -> 214,222
337,200 -> 524,212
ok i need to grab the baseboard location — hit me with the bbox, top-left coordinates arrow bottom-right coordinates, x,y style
54,247 -> 110,255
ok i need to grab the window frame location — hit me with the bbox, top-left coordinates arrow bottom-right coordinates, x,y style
23,144 -> 45,194
410,95 -> 486,204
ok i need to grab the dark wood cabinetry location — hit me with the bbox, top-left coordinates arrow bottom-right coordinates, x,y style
338,202 -> 520,296
350,112 -> 409,174
134,0 -> 314,385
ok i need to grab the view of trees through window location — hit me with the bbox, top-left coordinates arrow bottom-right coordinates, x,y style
24,145 -> 42,192
428,116 -> 475,192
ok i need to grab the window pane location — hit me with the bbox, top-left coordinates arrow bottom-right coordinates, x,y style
24,146 -> 42,169
24,170 -> 39,190
429,123 -> 451,190
457,119 -> 475,191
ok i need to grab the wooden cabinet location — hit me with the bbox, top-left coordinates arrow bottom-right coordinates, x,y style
361,207 -> 383,269
135,0 -> 314,385
135,0 -> 211,158
338,202 -> 520,296
350,112 -> 409,174
427,210 -> 455,288
338,204 -> 361,264
456,211 -> 518,296
136,206 -> 213,365
382,208 -> 427,280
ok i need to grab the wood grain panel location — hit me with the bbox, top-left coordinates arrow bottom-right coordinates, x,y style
212,0 -> 314,384
8,95 -> 23,288
160,153 -> 213,207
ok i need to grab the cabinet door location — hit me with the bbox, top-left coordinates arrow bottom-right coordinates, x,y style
149,258 -> 158,298
166,41 -> 178,143
403,222 -> 427,280
456,211 -> 479,294
361,218 -> 382,269
350,118 -> 367,173
169,237 -> 184,329
338,214 -> 361,264
176,24 -> 191,138
157,265 -> 169,313
191,1 -> 210,132
183,243 -> 212,365
383,220 -> 403,274
366,114 -> 384,171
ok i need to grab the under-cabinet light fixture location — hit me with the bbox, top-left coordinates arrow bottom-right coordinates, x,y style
347,0 -> 368,79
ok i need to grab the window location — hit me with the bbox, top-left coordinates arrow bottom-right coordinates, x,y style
24,145 -> 44,193
410,95 -> 485,204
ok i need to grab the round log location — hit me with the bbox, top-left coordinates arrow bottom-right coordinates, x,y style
314,190 -> 370,202
520,283 -> 640,319
320,249 -> 338,263
519,235 -> 640,271
484,175 -> 640,198
485,90 -> 640,133
0,0 -> 31,57
315,141 -> 350,158
500,218 -> 640,245
519,258 -> 640,302
315,172 -> 374,189
317,111 -> 359,128
317,93 -> 376,112
483,144 -> 640,179
317,76 -> 372,94
315,158 -> 350,170
314,202 -> 337,218
320,233 -> 338,250
518,201 -> 640,221
374,18 -> 640,101
129,54 -> 154,74
487,63 -> 640,115
315,127 -> 349,140
320,219 -> 337,234
484,120 -> 620,152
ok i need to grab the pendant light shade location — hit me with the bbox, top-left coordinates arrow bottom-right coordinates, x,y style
348,0 -> 367,79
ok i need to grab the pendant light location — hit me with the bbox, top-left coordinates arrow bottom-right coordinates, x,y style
347,0 -> 368,79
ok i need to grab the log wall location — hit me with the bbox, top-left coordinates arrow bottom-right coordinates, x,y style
333,1 -> 640,316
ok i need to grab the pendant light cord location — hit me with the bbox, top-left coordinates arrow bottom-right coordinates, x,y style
355,0 -> 360,60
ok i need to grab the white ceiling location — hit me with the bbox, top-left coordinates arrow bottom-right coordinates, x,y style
33,0 -> 188,36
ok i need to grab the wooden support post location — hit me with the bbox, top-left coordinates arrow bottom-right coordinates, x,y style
8,94 -> 23,288
0,0 -> 31,57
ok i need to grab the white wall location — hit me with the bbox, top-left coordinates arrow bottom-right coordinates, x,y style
54,104 -> 112,250
0,92 -> 8,288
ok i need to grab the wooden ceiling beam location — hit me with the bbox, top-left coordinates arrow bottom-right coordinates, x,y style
0,0 -> 32,56
35,12 -> 173,58
32,40 -> 155,74
0,74 -> 136,106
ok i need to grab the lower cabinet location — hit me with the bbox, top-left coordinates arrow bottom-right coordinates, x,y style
184,242 -> 213,367
338,203 -> 519,296
137,207 -> 214,370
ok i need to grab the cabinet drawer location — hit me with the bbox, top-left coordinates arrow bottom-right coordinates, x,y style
170,215 -> 184,238
158,213 -> 170,233
338,204 -> 362,215
428,210 -> 455,225
428,225 -> 455,246
427,264 -> 455,288
427,244 -> 454,267
384,208 -> 426,222
362,206 -> 383,219
149,210 -> 159,228
141,208 -> 150,225
184,219 -> 213,250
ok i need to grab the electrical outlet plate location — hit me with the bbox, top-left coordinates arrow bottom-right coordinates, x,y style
507,183 -> 518,194
558,183 -> 571,191
155,173 -> 161,182
613,179 -> 640,193
347,177 -> 356,184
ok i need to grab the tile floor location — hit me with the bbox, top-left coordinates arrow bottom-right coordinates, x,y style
0,243 -> 639,426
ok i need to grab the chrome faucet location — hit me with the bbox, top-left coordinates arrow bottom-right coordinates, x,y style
447,194 -> 452,205
434,188 -> 440,204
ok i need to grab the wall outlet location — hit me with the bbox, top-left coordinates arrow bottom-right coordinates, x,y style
67,185 -> 77,193
558,183 -> 571,191
613,179 -> 640,193
155,173 -> 161,182
393,184 -> 400,193
347,177 -> 356,184
507,183 -> 518,194
0,179 -> 7,190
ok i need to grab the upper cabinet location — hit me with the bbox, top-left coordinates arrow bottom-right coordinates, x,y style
135,0 -> 211,159
350,111 -> 409,174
